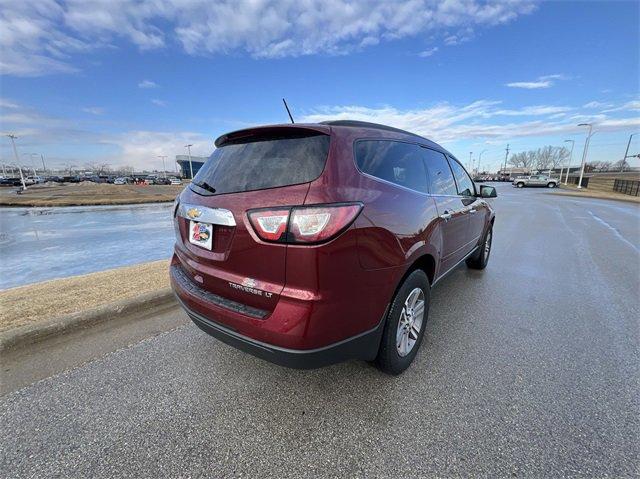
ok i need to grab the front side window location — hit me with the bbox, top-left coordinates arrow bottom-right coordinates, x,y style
355,140 -> 428,193
448,157 -> 475,196
422,148 -> 458,195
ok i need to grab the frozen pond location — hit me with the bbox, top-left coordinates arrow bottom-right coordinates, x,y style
0,203 -> 175,290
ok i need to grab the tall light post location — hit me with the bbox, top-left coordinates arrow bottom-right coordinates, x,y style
577,123 -> 594,189
621,133 -> 637,172
30,153 -> 40,175
6,134 -> 26,190
477,149 -> 487,175
562,139 -> 575,185
39,153 -> 47,173
469,151 -> 473,172
184,144 -> 194,180
158,155 -> 167,178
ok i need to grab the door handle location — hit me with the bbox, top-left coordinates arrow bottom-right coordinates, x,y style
439,212 -> 452,221
469,208 -> 477,214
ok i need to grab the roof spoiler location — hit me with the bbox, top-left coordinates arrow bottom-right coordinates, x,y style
214,124 -> 330,148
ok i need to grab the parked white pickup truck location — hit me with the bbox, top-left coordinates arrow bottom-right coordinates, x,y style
512,175 -> 559,188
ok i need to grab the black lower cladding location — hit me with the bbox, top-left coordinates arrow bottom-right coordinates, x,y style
170,264 -> 268,319
176,295 -> 386,369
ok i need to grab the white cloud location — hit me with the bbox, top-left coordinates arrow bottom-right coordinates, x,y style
506,74 -> 568,89
506,80 -> 553,89
151,99 -> 167,107
0,98 -> 20,109
602,100 -> 640,113
138,79 -> 158,88
583,101 -> 612,109
1,0 -> 537,77
418,47 -> 439,57
82,106 -> 105,115
112,130 -> 212,167
300,100 -> 639,143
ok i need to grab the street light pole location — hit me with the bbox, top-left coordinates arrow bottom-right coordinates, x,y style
158,155 -> 167,178
30,153 -> 39,175
503,144 -> 510,178
469,151 -> 473,172
576,123 -> 593,189
40,153 -> 47,173
185,144 -> 194,179
621,133 -> 637,172
7,134 -> 26,190
562,139 -> 574,185
477,149 -> 487,175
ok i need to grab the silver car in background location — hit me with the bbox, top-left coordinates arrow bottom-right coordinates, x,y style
513,175 -> 559,188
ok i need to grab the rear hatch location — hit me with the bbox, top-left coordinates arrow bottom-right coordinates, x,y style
174,125 -> 331,315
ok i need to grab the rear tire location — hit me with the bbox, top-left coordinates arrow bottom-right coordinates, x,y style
547,182 -> 556,188
517,182 -> 525,188
466,225 -> 493,270
374,270 -> 430,375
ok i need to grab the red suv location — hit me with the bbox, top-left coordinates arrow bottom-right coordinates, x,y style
170,121 -> 496,374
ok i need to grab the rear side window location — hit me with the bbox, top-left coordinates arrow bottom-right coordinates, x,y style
422,148 -> 457,195
447,157 -> 475,196
191,133 -> 329,195
355,140 -> 428,193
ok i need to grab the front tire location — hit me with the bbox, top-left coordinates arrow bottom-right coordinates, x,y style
547,182 -> 556,188
466,225 -> 493,270
375,270 -> 430,375
517,182 -> 525,188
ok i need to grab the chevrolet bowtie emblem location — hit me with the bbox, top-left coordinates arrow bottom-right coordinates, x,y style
186,207 -> 202,219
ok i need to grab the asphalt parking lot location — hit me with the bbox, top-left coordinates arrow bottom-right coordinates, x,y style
1,183 -> 639,478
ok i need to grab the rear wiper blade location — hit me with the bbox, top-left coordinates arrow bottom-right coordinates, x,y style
192,180 -> 216,193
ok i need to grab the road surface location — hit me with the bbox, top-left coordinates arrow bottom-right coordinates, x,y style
1,184 -> 639,477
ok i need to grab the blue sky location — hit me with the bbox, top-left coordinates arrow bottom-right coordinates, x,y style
0,0 -> 638,172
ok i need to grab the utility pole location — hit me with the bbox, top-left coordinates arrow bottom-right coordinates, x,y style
469,152 -> 473,172
184,144 -> 194,180
40,153 -> 47,173
621,133 -> 637,172
6,134 -> 26,190
158,155 -> 167,178
503,144 -> 510,177
563,139 -> 574,185
577,123 -> 594,189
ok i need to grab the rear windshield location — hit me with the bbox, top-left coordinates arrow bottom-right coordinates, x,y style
190,132 -> 330,195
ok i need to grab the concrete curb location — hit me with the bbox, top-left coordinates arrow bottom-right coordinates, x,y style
0,288 -> 177,353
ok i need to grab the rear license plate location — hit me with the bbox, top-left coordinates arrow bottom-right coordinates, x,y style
189,220 -> 213,250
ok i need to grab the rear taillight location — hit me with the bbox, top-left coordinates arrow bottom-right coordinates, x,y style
247,203 -> 362,244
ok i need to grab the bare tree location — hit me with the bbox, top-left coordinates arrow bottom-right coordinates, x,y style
613,159 -> 629,171
535,146 -> 554,171
508,152 -> 523,167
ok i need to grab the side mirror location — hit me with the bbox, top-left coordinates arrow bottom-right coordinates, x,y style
479,185 -> 497,198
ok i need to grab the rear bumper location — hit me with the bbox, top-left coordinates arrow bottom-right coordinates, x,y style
170,261 -> 386,368
176,295 -> 385,369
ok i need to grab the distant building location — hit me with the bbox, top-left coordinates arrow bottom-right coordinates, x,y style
175,155 -> 208,179
498,167 -> 531,178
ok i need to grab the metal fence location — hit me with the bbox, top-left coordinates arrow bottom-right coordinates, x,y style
613,179 -> 640,196
572,176 -> 590,187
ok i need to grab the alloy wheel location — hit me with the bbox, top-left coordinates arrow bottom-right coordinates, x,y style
396,288 -> 425,357
483,229 -> 492,262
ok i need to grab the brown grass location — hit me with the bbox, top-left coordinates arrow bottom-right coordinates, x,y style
555,184 -> 640,203
0,182 -> 184,207
0,260 -> 170,332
